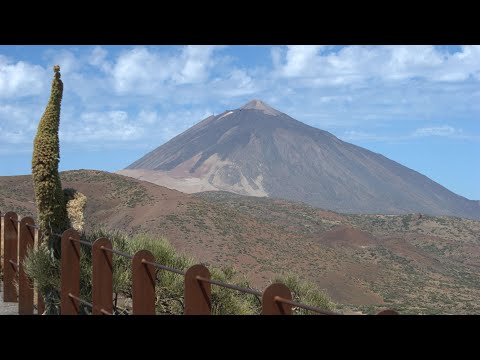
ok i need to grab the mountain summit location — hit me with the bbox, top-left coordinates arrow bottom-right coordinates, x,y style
119,100 -> 480,219
239,99 -> 282,115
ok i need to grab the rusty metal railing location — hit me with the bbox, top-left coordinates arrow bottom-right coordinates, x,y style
1,212 -> 39,314
1,210 -> 400,316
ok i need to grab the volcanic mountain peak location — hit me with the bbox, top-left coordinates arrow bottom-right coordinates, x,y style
239,99 -> 282,116
119,99 -> 480,219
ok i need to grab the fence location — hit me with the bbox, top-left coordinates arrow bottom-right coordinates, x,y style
0,210 -> 398,315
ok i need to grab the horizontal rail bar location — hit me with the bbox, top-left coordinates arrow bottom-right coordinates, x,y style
141,259 -> 186,276
274,296 -> 340,315
9,259 -> 19,270
100,309 -> 112,315
69,237 -> 93,247
68,293 -> 93,308
9,217 -> 20,223
196,276 -> 262,297
26,223 -> 40,229
100,246 -> 134,260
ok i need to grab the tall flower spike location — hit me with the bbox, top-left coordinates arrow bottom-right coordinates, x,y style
32,65 -> 69,257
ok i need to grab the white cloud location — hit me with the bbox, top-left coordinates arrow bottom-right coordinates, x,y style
413,125 -> 460,137
57,107 -> 214,147
340,130 -> 413,143
272,45 -> 480,85
0,104 -> 44,146
212,69 -> 259,97
0,56 -> 47,98
137,110 -> 160,125
173,45 -> 218,84
88,46 -> 110,72
0,130 -> 29,144
158,108 -> 213,141
340,125 -> 480,144
342,130 -> 388,142
0,146 -> 31,155
281,45 -> 324,77
0,104 -> 36,127
1,45 -> 479,156
60,111 -> 144,143
382,45 -> 443,79
270,47 -> 282,69
108,45 -> 223,95
43,49 -> 83,75
110,48 -> 173,95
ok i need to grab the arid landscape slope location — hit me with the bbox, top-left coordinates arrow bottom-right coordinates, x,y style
120,100 -> 480,219
1,170 -> 479,314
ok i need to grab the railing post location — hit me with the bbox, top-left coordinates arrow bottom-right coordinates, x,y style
36,228 -> 45,315
19,217 -> 35,315
92,238 -> 113,315
61,229 -> 80,315
3,212 -> 18,302
184,264 -> 211,315
262,283 -> 293,315
0,211 -> 2,273
132,250 -> 156,315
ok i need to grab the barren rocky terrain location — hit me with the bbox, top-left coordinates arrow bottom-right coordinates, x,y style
1,170 -> 479,314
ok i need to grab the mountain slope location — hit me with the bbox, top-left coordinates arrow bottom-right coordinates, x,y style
120,100 -> 480,219
2,170 -> 479,314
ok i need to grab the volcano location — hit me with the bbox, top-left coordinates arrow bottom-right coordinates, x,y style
119,100 -> 480,219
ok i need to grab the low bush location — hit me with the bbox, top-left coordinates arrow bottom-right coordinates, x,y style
24,227 -> 334,315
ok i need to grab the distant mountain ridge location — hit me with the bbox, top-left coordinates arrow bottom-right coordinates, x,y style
119,100 -> 480,219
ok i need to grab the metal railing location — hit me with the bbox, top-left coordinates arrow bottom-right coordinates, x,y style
1,210 -> 399,315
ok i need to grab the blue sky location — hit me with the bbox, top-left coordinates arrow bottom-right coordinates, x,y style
0,45 -> 479,199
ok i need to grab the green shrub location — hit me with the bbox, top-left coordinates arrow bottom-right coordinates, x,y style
23,245 -> 61,314
272,274 -> 335,314
24,227 -> 334,315
209,266 -> 260,315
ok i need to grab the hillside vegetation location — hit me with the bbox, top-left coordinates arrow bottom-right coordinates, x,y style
1,170 -> 479,314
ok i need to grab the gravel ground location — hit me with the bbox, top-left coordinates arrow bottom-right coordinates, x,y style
0,282 -> 18,315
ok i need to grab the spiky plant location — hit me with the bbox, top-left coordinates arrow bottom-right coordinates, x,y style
29,65 -> 89,314
31,65 -> 70,257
